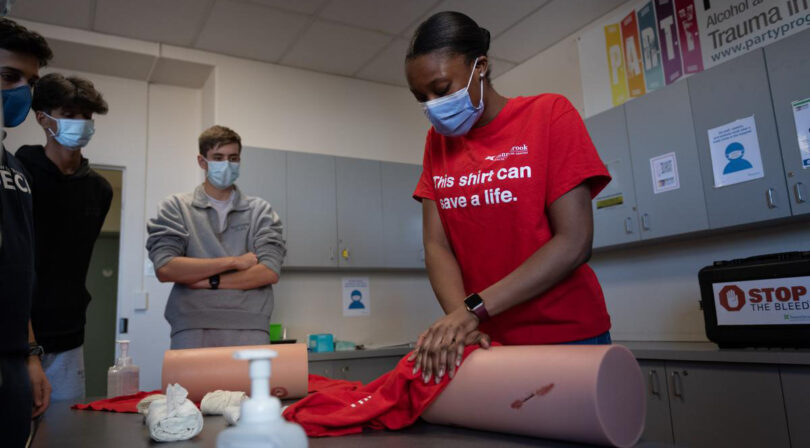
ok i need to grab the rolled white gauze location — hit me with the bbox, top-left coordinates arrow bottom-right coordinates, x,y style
200,390 -> 246,415
422,344 -> 645,448
136,394 -> 166,416
162,344 -> 308,403
223,406 -> 241,426
145,384 -> 203,442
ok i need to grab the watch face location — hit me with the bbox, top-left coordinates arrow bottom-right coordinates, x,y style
465,294 -> 483,309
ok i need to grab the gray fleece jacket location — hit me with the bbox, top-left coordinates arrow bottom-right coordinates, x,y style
146,185 -> 285,335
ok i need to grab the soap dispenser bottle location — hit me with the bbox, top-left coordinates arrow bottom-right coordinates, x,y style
107,340 -> 140,398
217,349 -> 308,448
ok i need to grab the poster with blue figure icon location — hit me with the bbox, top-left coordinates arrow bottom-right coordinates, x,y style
342,277 -> 370,317
792,98 -> 810,169
707,116 -> 764,188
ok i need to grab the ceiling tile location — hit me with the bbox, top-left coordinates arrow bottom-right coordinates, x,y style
281,20 -> 391,76
94,0 -> 213,47
490,0 -> 626,63
355,39 -> 410,87
240,0 -> 329,15
319,0 -> 435,35
403,0 -> 548,39
9,0 -> 94,29
489,57 -> 516,79
195,0 -> 310,63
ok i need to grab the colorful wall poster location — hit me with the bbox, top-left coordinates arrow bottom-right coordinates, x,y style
637,2 -> 666,92
621,10 -> 647,98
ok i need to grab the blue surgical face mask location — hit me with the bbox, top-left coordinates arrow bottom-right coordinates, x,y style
44,112 -> 95,149
206,160 -> 240,189
2,85 -> 32,127
421,57 -> 485,137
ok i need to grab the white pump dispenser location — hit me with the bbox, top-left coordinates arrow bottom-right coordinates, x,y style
107,340 -> 139,398
217,349 -> 308,448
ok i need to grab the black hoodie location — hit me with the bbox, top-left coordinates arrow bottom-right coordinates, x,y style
16,145 -> 112,353
0,148 -> 35,356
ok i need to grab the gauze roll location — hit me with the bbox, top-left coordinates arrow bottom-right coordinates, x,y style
200,390 -> 246,415
136,394 -> 165,416
145,384 -> 203,442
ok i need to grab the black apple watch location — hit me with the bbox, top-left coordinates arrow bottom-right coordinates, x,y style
209,274 -> 221,290
464,293 -> 490,322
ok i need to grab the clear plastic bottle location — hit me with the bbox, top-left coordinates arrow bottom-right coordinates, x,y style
217,349 -> 308,448
107,340 -> 140,398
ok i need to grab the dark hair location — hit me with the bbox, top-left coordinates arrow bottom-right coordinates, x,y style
32,73 -> 109,115
406,11 -> 491,80
199,125 -> 242,157
0,18 -> 53,67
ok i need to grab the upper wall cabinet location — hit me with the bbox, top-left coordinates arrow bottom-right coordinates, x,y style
765,29 -> 810,216
688,49 -> 791,228
586,105 -> 641,248
239,147 -> 287,225
285,152 -> 339,268
625,81 -> 709,239
381,162 -> 424,269
335,157 -> 385,268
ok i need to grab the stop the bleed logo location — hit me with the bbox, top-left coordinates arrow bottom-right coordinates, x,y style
718,284 -> 809,312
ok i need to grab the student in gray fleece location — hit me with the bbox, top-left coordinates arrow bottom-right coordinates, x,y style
146,125 -> 285,349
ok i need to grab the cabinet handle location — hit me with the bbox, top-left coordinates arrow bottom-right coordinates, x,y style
649,370 -> 660,397
341,366 -> 350,374
624,217 -> 634,234
329,246 -> 335,261
766,188 -> 777,209
671,371 -> 683,400
795,182 -> 807,204
641,213 -> 651,231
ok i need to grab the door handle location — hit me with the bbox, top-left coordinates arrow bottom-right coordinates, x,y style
649,369 -> 660,397
641,213 -> 651,231
624,217 -> 634,234
795,182 -> 807,204
766,188 -> 777,209
671,371 -> 684,400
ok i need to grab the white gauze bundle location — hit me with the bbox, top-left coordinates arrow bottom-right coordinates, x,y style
145,383 -> 203,442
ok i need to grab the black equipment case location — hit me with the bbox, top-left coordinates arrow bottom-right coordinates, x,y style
698,251 -> 810,348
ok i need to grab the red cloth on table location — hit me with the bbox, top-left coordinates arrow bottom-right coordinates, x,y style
71,390 -> 163,413
283,345 -> 486,437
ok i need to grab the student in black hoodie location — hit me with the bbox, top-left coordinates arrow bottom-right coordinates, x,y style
0,17 -> 53,447
16,72 -> 111,401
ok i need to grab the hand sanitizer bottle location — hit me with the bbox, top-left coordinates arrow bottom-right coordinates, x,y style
107,340 -> 140,398
217,349 -> 308,448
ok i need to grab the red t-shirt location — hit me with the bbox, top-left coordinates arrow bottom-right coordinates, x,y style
413,94 -> 612,344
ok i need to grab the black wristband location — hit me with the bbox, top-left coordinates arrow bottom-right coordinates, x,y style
209,274 -> 221,290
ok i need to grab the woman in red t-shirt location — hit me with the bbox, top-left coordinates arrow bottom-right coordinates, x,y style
406,12 -> 613,384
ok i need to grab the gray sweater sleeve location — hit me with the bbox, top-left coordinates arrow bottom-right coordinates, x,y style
251,199 -> 286,276
146,196 -> 189,270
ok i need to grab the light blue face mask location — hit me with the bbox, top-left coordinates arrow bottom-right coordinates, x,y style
44,112 -> 95,150
421,57 -> 485,137
206,160 -> 240,189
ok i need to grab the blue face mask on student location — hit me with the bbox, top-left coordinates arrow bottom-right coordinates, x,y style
44,112 -> 96,149
2,85 -> 33,127
206,160 -> 240,189
421,57 -> 485,137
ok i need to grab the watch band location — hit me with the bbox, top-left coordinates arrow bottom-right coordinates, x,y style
464,293 -> 490,322
209,274 -> 221,290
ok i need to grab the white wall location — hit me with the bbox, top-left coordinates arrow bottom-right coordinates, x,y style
165,45 -> 429,165
494,3 -> 810,342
